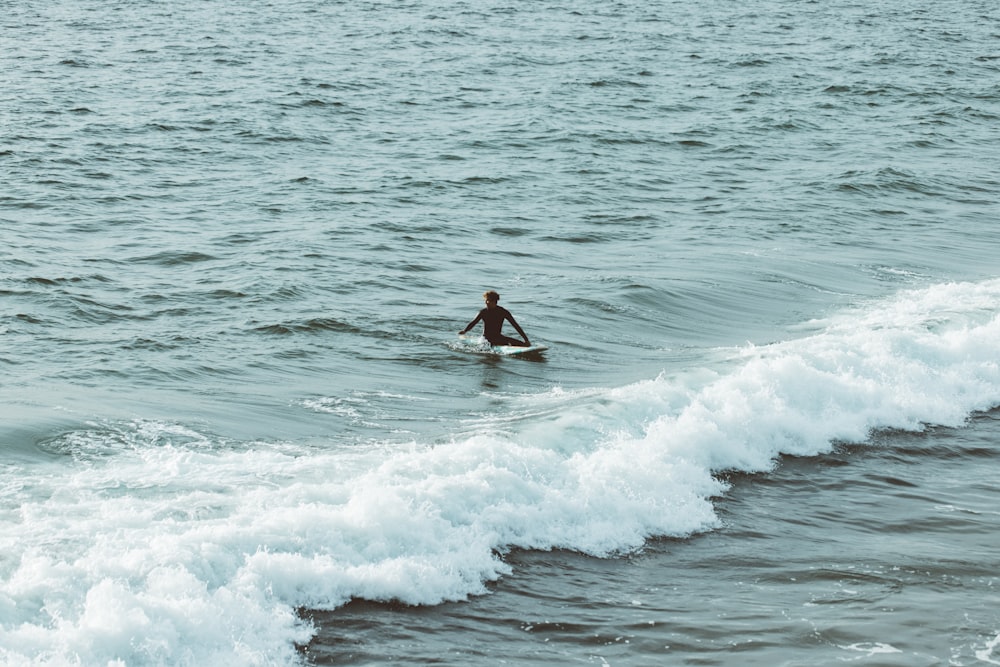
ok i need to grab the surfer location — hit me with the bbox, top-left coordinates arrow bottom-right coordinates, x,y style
459,290 -> 531,347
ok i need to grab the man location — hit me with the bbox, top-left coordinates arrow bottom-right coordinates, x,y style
459,290 -> 531,347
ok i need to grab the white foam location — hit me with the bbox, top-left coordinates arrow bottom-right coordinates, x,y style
976,632 -> 1000,665
3,279 -> 1000,666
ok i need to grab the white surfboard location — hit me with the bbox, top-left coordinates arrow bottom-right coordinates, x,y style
491,343 -> 549,356
457,335 -> 548,356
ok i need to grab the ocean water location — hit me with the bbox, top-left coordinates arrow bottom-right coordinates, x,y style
2,0 -> 999,665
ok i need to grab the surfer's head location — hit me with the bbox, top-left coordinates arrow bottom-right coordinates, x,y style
483,290 -> 500,305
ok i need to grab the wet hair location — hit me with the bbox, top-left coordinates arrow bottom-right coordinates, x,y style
483,290 -> 500,303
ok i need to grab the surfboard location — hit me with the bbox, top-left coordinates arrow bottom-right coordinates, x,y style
491,343 -> 549,356
457,335 -> 548,356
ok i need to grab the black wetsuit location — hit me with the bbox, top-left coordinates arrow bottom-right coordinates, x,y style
465,306 -> 528,346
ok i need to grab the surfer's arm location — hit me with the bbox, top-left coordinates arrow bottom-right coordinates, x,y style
459,313 -> 483,335
506,313 -> 530,344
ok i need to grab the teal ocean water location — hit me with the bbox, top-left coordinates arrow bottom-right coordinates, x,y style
2,1 -> 1000,665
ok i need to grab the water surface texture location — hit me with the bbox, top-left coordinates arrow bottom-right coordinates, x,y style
2,0 -> 999,665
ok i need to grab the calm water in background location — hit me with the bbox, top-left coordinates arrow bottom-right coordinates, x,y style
2,0 -> 1000,665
